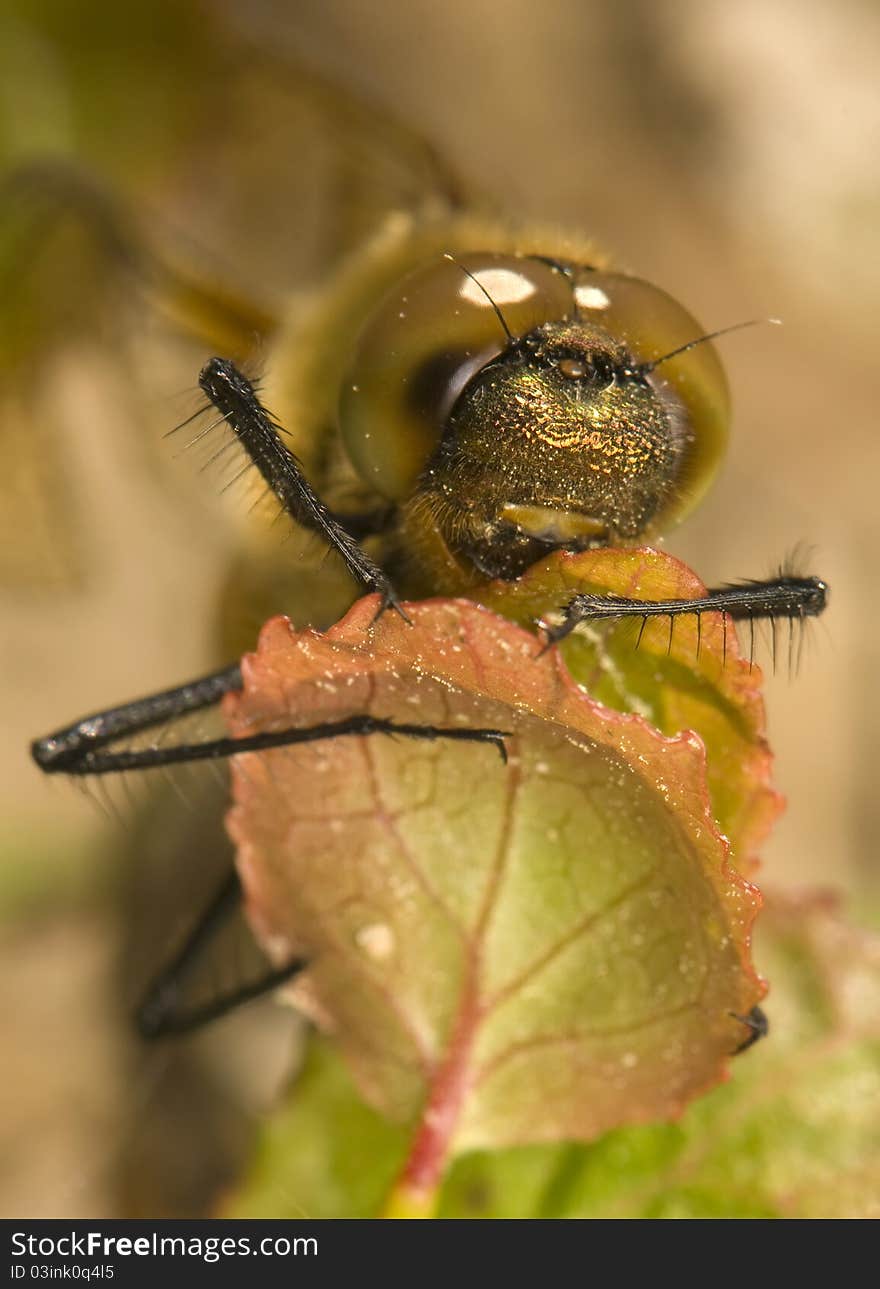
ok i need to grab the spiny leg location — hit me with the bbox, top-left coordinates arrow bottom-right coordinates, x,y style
199,358 -> 407,619
34,669 -> 510,1035
31,666 -> 510,777
136,869 -> 306,1039
31,665 -> 245,775
38,714 -> 510,775
731,1005 -> 769,1054
543,571 -> 828,653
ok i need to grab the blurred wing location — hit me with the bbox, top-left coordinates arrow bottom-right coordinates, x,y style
0,7 -> 465,590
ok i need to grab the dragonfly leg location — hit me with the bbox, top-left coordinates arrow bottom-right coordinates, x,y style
730,1004 -> 769,1054
544,569 -> 828,648
31,665 -> 245,776
31,663 -> 510,777
199,358 -> 409,621
136,869 -> 305,1040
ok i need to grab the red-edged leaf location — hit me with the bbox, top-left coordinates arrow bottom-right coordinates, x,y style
223,894 -> 880,1219
222,560 -> 764,1204
479,547 -> 783,873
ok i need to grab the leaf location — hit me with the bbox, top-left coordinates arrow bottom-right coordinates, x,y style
438,891 -> 880,1219
224,893 -> 880,1219
224,1038 -> 410,1220
478,547 -> 782,874
222,550 -> 764,1208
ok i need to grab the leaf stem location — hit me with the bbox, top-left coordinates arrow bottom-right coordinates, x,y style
380,1181 -> 440,1219
380,976 -> 483,1218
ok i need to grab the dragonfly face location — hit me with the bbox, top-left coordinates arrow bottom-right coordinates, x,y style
399,314 -> 695,579
337,252 -> 731,585
321,245 -> 730,594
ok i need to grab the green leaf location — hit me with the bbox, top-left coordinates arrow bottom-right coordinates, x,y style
479,546 -> 782,873
222,553 -> 763,1208
225,892 -> 880,1219
438,891 -> 880,1218
226,1038 -> 410,1220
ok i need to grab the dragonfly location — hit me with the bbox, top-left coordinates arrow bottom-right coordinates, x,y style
30,315 -> 827,1040
16,45 -> 827,1139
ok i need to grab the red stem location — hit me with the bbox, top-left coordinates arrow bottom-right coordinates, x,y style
395,975 -> 482,1204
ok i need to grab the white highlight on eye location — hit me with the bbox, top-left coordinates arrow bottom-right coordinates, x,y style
574,284 -> 611,311
458,268 -> 536,307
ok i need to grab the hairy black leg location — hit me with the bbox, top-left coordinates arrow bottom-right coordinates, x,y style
31,665 -> 244,775
199,358 -> 408,620
543,572 -> 829,649
136,870 -> 305,1039
31,666 -> 509,776
731,1005 -> 769,1054
36,715 -> 510,775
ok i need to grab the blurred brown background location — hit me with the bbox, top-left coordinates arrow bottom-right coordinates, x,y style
1,0 -> 877,1217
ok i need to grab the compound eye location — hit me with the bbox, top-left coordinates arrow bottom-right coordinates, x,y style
571,269 -> 730,524
339,252 -> 573,500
